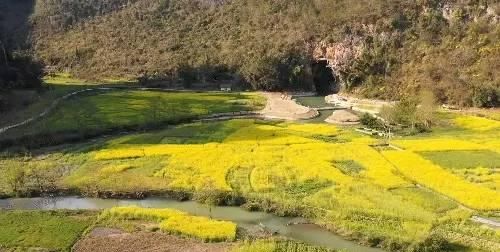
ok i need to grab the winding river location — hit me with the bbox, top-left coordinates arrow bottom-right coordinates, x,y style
0,196 -> 383,252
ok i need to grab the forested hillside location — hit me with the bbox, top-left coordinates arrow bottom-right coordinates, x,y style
27,0 -> 500,107
0,0 -> 43,91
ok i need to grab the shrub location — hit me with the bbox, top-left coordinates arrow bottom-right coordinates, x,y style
360,113 -> 384,130
408,235 -> 450,252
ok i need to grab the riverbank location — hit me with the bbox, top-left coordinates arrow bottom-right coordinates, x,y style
0,197 -> 382,252
0,208 -> 334,252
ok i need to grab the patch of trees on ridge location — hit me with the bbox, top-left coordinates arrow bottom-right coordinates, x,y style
27,0 -> 500,107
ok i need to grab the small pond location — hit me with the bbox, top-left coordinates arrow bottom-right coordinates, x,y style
294,96 -> 330,108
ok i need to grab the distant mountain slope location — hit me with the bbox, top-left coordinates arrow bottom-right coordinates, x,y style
31,0 -> 499,107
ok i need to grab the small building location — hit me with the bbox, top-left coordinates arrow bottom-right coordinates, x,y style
220,84 -> 232,92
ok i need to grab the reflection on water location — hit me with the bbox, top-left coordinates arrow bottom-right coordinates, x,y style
294,96 -> 329,108
0,197 -> 383,252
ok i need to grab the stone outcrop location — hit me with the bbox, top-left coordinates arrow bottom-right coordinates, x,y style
325,110 -> 360,125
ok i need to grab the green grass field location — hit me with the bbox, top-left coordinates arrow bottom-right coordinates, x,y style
0,210 -> 96,251
420,150 -> 500,170
0,90 -> 265,148
25,90 -> 264,132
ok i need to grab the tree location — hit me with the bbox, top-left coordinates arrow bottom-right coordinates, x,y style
380,91 -> 437,134
0,40 -> 8,67
3,160 -> 27,194
416,90 -> 437,130
196,179 -> 221,219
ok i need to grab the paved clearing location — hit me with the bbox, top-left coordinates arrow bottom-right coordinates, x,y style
73,230 -> 232,252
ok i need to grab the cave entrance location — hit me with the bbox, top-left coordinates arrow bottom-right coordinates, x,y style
312,59 -> 337,95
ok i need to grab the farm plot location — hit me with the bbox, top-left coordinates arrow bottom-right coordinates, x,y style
0,210 -> 96,251
1,115 -> 499,251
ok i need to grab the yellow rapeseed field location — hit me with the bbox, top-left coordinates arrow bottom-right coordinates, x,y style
95,122 -> 406,190
454,115 -> 500,131
382,151 -> 500,210
91,119 -> 499,211
100,206 -> 186,221
160,215 -> 237,242
99,206 -> 237,241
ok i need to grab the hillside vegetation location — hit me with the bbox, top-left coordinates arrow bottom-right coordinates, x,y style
31,0 -> 500,107
0,0 -> 43,91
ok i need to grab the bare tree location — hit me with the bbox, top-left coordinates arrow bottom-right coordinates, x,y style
0,40 -> 8,66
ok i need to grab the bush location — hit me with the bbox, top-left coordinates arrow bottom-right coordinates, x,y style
408,235 -> 450,252
380,91 -> 437,133
0,52 -> 43,90
472,87 -> 498,108
360,113 -> 384,130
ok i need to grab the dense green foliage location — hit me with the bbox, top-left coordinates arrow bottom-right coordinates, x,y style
0,210 -> 95,251
0,0 -> 43,90
30,0 -> 500,106
0,0 -> 44,112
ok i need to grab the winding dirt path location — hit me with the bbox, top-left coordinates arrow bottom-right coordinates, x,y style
0,88 -> 113,135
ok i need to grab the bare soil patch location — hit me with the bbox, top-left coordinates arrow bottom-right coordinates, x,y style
325,110 -> 360,125
260,92 -> 318,120
87,227 -> 126,237
73,230 -> 232,252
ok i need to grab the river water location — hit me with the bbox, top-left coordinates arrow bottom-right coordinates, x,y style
0,196 -> 383,252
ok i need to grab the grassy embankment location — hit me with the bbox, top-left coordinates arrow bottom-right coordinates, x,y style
1,112 -> 499,251
0,73 -> 137,135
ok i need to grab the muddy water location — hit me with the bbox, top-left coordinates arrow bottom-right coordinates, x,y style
0,197 -> 383,252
